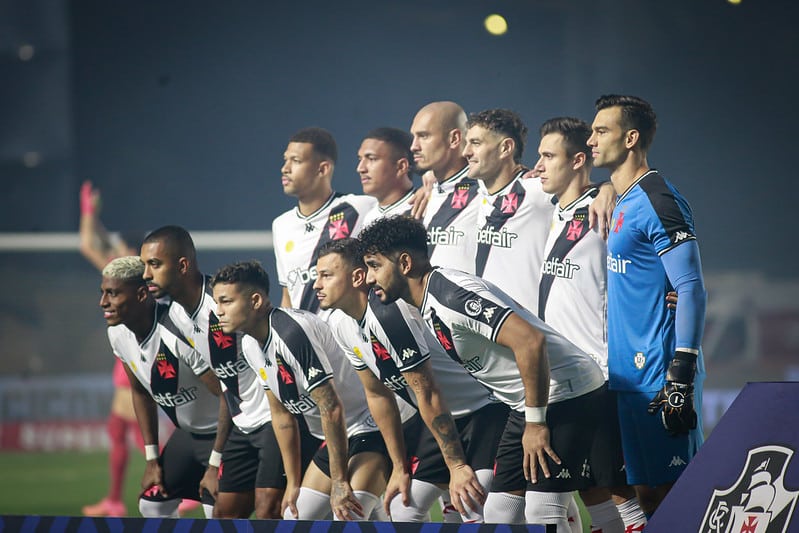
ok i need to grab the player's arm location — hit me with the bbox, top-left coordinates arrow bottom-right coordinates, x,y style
309,380 -> 363,520
494,312 -> 559,484
402,360 -> 485,515
353,367 -> 410,513
280,287 -> 292,308
408,170 -> 436,219
79,181 -> 126,270
123,362 -> 167,495
648,240 -> 707,434
587,181 -> 616,239
266,389 -> 303,518
197,370 -> 231,500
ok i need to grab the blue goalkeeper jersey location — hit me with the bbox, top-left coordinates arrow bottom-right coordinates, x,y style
607,170 -> 705,392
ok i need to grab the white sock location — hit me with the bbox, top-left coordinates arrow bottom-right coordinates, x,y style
334,490 -> 379,521
294,487 -> 332,520
439,494 -> 462,523
525,491 -> 572,532
138,498 -> 179,518
484,492 -> 525,524
389,479 -> 441,522
586,499 -> 624,533
202,503 -> 214,519
616,497 -> 647,531
568,494 -> 583,533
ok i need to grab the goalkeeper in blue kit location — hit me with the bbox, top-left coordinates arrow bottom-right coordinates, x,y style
587,94 -> 707,516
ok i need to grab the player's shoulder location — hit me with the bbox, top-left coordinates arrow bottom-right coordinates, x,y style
332,193 -> 378,213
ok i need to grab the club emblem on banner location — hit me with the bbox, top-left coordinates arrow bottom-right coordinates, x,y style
700,445 -> 798,533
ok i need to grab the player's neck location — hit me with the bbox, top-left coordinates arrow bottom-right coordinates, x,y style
557,174 -> 591,208
339,290 -> 369,322
434,157 -> 468,183
377,183 -> 413,208
297,187 -> 334,217
130,301 -> 157,342
251,307 -> 274,348
483,164 -> 522,195
610,153 -> 649,196
173,272 -> 205,315
408,268 -> 433,309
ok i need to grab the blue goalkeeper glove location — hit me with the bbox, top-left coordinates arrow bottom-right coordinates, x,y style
647,350 -> 697,435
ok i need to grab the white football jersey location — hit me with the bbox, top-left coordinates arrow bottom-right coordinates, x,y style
475,172 -> 555,312
240,307 -> 409,440
539,188 -> 608,379
108,302 -> 218,434
272,193 -> 377,313
168,276 -> 271,433
360,187 -> 416,228
421,268 -> 605,409
423,166 -> 481,274
326,293 -> 494,418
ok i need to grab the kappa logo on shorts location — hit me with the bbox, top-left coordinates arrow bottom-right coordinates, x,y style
700,445 -> 798,533
465,298 -> 483,317
555,468 -> 571,479
669,456 -> 687,467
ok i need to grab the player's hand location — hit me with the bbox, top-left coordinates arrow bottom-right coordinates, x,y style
589,182 -> 616,240
383,462 -> 411,517
142,459 -> 167,497
80,180 -> 101,216
648,350 -> 698,435
522,422 -> 561,484
330,479 -> 363,521
448,463 -> 486,517
521,168 -> 539,179
199,465 -> 219,500
408,171 -> 436,219
282,483 -> 301,519
666,291 -> 678,311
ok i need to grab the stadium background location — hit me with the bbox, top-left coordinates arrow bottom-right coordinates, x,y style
0,0 -> 797,521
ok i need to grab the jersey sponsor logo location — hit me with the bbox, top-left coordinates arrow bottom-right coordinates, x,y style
382,373 -> 408,392
634,352 -> 646,370
482,306 -> 496,322
475,226 -> 518,248
701,445 -> 798,533
156,352 -> 176,379
283,394 -> 316,415
566,219 -> 584,241
541,257 -> 581,279
327,212 -> 351,239
607,253 -> 632,274
612,212 -> 625,233
287,265 -> 318,289
401,348 -> 416,361
463,355 -> 484,373
669,456 -> 687,467
464,298 -> 483,317
428,226 -> 464,246
307,366 -> 323,380
212,357 -> 250,379
152,386 -> 199,408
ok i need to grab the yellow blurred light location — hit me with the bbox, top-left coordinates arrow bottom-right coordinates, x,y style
728,0 -> 742,4
484,14 -> 508,36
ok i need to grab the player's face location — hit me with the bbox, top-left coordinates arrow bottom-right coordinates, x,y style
213,282 -> 254,335
364,252 -> 405,304
281,142 -> 324,197
140,240 -> 179,299
410,110 -> 450,173
588,106 -> 627,169
100,276 -> 142,327
462,125 -> 503,180
357,138 -> 402,202
313,253 -> 353,310
535,133 -> 575,197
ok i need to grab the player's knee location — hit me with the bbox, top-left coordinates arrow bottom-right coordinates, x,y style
484,491 -> 525,524
525,491 -> 571,530
138,498 -> 179,518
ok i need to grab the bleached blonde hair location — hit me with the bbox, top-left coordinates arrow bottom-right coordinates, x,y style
102,255 -> 145,282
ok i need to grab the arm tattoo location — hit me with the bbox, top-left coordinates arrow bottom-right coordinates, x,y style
430,414 -> 462,462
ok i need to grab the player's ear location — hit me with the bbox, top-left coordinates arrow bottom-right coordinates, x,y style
397,156 -> 409,177
177,256 -> 190,275
136,284 -> 148,302
572,151 -> 587,171
251,290 -> 263,311
625,129 -> 640,150
397,251 -> 413,275
448,128 -> 462,150
352,266 -> 367,288
318,159 -> 333,179
500,137 -> 515,160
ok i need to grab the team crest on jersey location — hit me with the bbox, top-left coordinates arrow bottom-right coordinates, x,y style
464,298 -> 483,317
700,445 -> 798,533
371,334 -> 391,361
328,212 -> 351,239
566,219 -> 584,241
451,187 -> 470,209
210,324 -> 234,349
500,193 -> 519,215
612,212 -> 625,233
275,355 -> 294,384
634,352 -> 646,370
156,352 -> 176,379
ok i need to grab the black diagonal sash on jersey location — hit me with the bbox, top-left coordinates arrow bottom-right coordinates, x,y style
428,308 -> 462,364
475,180 -> 527,277
426,178 -> 479,257
273,352 -> 301,404
149,338 -> 183,428
298,197 -> 361,313
368,332 -> 416,407
538,206 -> 592,321
207,311 -> 243,418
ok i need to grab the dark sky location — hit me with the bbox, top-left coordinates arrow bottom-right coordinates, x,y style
4,0 -> 799,276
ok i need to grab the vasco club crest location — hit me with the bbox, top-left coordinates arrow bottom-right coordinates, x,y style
700,445 -> 798,533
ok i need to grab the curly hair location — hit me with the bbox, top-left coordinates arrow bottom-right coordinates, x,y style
468,108 -> 528,163
358,215 -> 429,258
211,260 -> 270,295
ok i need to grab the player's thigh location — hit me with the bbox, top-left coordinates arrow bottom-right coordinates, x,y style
254,487 -> 284,519
302,461 -> 332,494
348,451 -> 390,495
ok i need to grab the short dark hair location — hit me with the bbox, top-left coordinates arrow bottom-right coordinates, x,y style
358,216 -> 429,259
595,95 -> 657,152
539,117 -> 593,165
290,127 -> 338,163
467,109 -> 528,163
318,238 -> 366,269
142,225 -> 196,258
211,260 -> 270,296
364,127 -> 414,168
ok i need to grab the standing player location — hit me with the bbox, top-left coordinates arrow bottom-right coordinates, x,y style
273,127 -> 376,313
211,260 -> 417,520
587,95 -> 707,516
359,216 -> 615,530
140,225 -> 284,519
313,238 -> 508,522
358,127 -> 417,227
100,256 -> 225,518
535,117 -> 647,532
